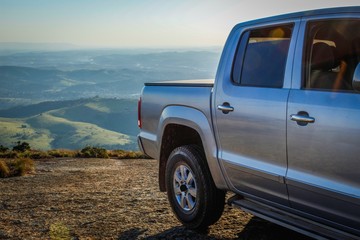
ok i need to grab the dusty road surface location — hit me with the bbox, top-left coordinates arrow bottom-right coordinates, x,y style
0,158 -> 312,240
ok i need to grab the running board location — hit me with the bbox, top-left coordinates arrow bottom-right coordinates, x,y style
228,195 -> 358,240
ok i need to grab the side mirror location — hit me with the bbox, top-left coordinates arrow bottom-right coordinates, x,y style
353,63 -> 360,91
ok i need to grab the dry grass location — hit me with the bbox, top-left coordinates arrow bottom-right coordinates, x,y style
0,159 -> 10,177
108,149 -> 148,159
0,158 -> 34,177
47,149 -> 77,158
0,146 -> 148,179
0,148 -> 148,161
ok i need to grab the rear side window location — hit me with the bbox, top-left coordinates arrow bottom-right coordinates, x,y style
233,24 -> 293,88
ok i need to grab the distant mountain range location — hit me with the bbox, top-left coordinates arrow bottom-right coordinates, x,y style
0,42 -> 81,54
0,48 -> 221,150
0,50 -> 220,105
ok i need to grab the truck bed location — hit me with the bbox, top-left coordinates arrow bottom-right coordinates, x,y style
144,79 -> 214,87
139,79 -> 214,159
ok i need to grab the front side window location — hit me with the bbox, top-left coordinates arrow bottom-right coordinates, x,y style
233,24 -> 293,88
303,19 -> 360,91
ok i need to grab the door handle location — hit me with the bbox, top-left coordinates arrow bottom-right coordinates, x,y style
290,111 -> 315,126
217,102 -> 234,114
290,114 -> 315,123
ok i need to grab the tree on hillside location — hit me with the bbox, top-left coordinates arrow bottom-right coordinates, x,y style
12,141 -> 31,152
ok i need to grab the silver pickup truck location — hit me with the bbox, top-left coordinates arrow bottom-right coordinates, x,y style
138,7 -> 360,240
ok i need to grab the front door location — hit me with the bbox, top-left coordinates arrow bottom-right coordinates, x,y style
287,17 -> 360,234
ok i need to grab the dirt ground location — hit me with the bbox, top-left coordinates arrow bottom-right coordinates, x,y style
0,158 -> 312,240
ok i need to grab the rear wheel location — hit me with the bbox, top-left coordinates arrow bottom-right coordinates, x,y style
165,145 -> 225,230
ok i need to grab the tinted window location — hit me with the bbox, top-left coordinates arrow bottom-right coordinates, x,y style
233,25 -> 293,88
304,19 -> 360,91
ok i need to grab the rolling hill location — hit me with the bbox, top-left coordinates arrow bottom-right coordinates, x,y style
0,97 -> 138,150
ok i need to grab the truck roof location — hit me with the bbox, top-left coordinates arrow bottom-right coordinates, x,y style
234,6 -> 360,29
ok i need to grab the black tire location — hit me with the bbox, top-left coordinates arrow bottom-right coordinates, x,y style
165,145 -> 225,230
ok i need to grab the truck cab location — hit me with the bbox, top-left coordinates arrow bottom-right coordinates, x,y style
138,7 -> 360,239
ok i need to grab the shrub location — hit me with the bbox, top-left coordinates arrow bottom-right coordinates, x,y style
79,146 -> 108,158
12,141 -> 31,152
0,160 -> 10,178
0,145 -> 9,153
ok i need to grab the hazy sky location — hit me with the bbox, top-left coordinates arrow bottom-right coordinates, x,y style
0,0 -> 359,48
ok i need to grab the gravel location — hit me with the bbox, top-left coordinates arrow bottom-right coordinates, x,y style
0,158 -> 312,239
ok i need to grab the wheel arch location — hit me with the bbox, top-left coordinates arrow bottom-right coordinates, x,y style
157,105 -> 228,192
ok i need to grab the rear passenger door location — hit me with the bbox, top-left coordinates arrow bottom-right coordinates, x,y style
287,16 -> 360,234
214,21 -> 299,206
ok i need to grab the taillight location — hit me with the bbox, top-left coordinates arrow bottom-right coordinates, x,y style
137,97 -> 142,129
